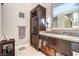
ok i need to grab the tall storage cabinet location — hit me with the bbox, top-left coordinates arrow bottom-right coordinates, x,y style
30,5 -> 46,50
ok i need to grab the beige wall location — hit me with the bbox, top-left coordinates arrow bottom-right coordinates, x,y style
2,3 -> 52,47
0,4 -> 1,39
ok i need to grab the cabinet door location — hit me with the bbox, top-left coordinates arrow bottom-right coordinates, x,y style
31,18 -> 38,35
37,6 -> 46,31
50,38 -> 72,56
31,35 -> 39,46
0,44 -> 2,56
30,5 -> 46,50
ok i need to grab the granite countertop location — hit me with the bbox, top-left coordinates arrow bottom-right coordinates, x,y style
39,31 -> 79,43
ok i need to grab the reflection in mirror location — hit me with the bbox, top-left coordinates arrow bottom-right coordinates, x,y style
52,17 -> 58,28
41,18 -> 48,28
64,10 -> 79,28
73,12 -> 79,28
52,3 -> 79,28
41,19 -> 45,25
64,13 -> 73,28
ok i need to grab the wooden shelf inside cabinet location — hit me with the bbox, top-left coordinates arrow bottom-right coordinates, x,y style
40,46 -> 56,56
32,16 -> 38,20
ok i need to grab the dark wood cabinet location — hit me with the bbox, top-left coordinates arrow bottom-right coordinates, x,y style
30,5 -> 46,50
40,35 -> 73,56
40,35 -> 56,56
49,37 -> 72,56
0,39 -> 15,56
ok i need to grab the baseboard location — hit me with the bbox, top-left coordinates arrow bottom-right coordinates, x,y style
15,43 -> 30,51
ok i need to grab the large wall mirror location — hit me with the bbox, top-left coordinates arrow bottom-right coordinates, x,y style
52,3 -> 79,28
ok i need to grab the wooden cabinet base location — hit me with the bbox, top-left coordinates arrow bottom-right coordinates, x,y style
40,46 -> 56,56
0,39 -> 15,56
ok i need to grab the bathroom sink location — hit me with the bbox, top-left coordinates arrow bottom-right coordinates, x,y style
44,31 -> 63,35
44,31 -> 79,37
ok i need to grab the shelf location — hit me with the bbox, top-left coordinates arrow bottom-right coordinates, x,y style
32,24 -> 37,28
32,16 -> 38,20
40,44 -> 56,56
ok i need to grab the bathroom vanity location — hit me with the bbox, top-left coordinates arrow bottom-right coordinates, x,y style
39,30 -> 79,56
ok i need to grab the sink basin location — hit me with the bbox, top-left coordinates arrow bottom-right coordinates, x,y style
45,31 -> 79,37
44,31 -> 63,35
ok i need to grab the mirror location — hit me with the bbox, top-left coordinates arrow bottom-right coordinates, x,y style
52,3 -> 79,28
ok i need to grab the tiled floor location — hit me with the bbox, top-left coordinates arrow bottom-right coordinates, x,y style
15,43 -> 79,56
15,43 -> 46,56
